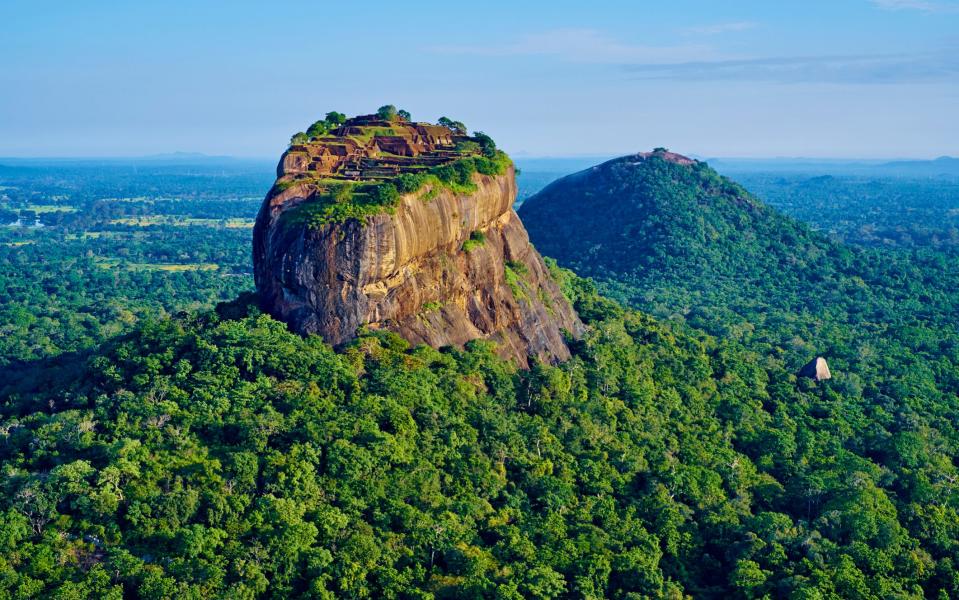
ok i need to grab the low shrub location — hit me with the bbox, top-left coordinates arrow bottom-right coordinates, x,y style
462,230 -> 487,253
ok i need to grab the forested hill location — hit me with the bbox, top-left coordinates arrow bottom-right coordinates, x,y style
517,152 -> 959,596
520,151 -> 808,284
518,150 -> 959,365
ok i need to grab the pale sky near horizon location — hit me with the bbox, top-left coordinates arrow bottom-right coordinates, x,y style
1,0 -> 957,159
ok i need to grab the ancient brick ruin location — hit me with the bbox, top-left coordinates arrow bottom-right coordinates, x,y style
282,115 -> 472,181
636,149 -> 697,166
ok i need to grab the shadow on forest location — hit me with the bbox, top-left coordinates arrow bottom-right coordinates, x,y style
0,292 -> 264,417
0,346 -> 100,416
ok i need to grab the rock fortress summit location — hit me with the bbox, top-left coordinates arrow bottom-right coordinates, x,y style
253,107 -> 584,368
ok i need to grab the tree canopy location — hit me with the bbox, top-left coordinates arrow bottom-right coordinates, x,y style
438,117 -> 468,136
1,269 -> 958,598
376,105 -> 399,121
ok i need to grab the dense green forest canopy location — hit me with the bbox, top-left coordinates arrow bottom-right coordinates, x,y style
517,154 -> 959,597
2,272 -> 959,599
0,161 -> 267,368
729,173 -> 959,248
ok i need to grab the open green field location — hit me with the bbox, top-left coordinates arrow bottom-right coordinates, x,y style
25,204 -> 78,213
109,216 -> 254,228
64,231 -> 136,240
94,258 -> 220,272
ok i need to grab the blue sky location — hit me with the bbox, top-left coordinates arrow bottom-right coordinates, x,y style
1,0 -> 957,158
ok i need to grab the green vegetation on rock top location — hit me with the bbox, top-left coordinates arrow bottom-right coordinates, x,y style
279,151 -> 512,229
276,108 -> 512,228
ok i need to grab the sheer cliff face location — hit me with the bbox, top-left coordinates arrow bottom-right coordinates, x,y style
253,164 -> 583,368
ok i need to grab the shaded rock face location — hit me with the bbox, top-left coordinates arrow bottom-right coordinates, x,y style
253,165 -> 584,368
799,357 -> 832,381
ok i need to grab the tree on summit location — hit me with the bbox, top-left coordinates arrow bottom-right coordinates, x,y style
472,131 -> 497,157
325,111 -> 346,126
303,112 -> 348,139
305,121 -> 329,138
376,105 -> 399,120
438,117 -> 467,135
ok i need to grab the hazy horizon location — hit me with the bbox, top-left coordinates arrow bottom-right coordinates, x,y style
1,152 -> 956,163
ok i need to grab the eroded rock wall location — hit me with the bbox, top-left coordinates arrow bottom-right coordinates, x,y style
253,166 -> 583,367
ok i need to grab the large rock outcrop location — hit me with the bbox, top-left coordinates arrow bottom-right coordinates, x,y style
799,357 -> 832,381
253,122 -> 582,368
